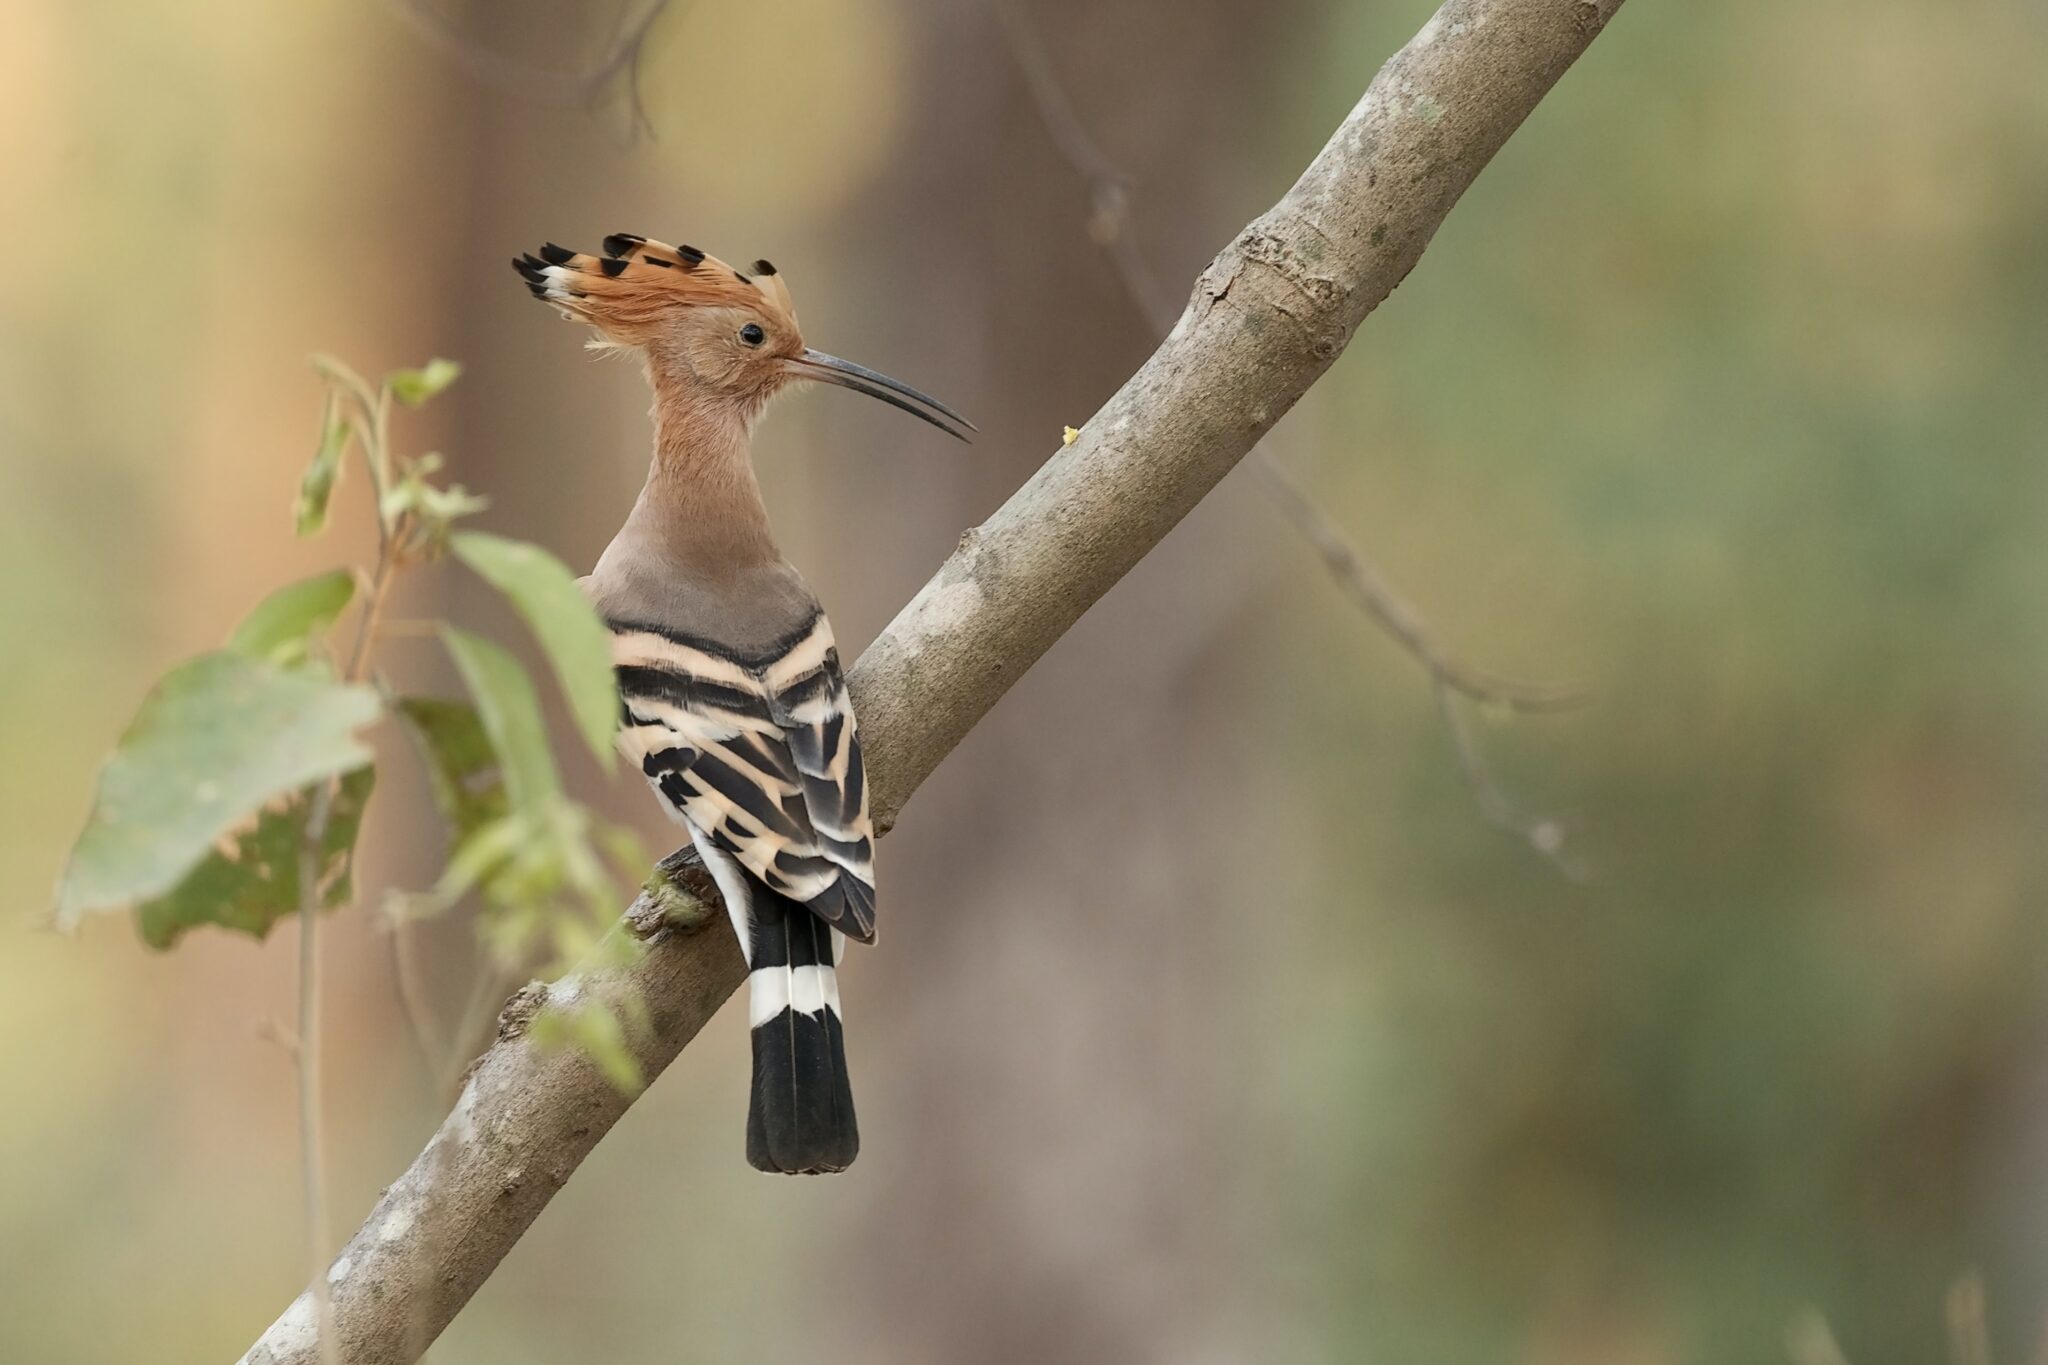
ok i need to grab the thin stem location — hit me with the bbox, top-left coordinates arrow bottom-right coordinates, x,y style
371,386 -> 395,534
355,543 -> 450,1089
292,413 -> 409,1361
296,784 -> 342,1365
386,906 -> 447,1081
1432,678 -> 1587,883
1251,454 -> 1590,713
310,353 -> 394,556
440,960 -> 509,1096
310,355 -> 382,426
344,554 -> 397,681
382,0 -> 673,134
345,555 -> 449,1097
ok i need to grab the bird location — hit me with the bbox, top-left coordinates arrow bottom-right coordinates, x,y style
512,234 -> 972,1173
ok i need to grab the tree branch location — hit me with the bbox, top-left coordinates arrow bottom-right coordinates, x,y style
238,3 -> 1627,1359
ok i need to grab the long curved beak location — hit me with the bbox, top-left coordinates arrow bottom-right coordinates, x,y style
785,349 -> 976,442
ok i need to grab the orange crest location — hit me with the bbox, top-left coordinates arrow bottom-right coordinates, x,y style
512,235 -> 798,347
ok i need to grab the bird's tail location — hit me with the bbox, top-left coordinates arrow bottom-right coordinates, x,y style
746,895 -> 859,1174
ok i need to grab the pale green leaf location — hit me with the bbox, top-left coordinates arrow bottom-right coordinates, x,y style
135,766 -> 375,949
388,357 -> 462,408
419,811 -> 530,921
229,569 -> 356,666
381,453 -> 490,559
416,480 -> 491,525
450,531 -> 616,770
439,626 -> 562,809
294,404 -> 352,537
54,651 -> 381,928
395,696 -> 509,855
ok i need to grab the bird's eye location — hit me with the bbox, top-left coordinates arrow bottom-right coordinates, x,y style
739,323 -> 766,347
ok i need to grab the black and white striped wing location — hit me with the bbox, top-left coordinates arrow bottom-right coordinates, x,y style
612,614 -> 877,941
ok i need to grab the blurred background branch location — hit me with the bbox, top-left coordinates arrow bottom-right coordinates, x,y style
239,2 -> 1627,1359
994,0 -> 1591,878
384,0 -> 677,135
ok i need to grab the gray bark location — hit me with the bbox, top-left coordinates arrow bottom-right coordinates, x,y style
239,3 -> 1628,1360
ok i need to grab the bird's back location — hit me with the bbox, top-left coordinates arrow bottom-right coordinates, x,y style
599,537 -> 875,1174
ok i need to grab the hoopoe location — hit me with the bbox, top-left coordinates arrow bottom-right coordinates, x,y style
513,234 -> 971,1173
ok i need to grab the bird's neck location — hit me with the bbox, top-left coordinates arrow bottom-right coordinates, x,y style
626,364 -> 780,576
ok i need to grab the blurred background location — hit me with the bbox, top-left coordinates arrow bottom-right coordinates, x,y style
5,0 -> 2048,1361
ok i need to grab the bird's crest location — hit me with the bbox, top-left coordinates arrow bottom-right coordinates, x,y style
512,234 -> 798,346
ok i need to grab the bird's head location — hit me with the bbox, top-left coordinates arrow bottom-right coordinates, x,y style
514,235 -> 972,440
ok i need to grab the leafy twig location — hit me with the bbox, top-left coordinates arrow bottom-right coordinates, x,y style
287,354 -> 469,1355
293,473 -> 406,1365
380,906 -> 446,1079
294,783 -> 342,1365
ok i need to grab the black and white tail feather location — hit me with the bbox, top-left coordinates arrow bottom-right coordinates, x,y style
614,608 -> 874,1174
742,888 -> 858,1172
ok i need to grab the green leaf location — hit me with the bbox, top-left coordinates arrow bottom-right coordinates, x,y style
412,479 -> 491,527
450,531 -> 616,771
295,403 -> 352,537
135,766 -> 376,949
439,626 -> 563,809
53,651 -> 381,929
388,357 -> 462,408
395,696 -> 509,854
229,569 -> 357,666
380,452 -> 490,559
